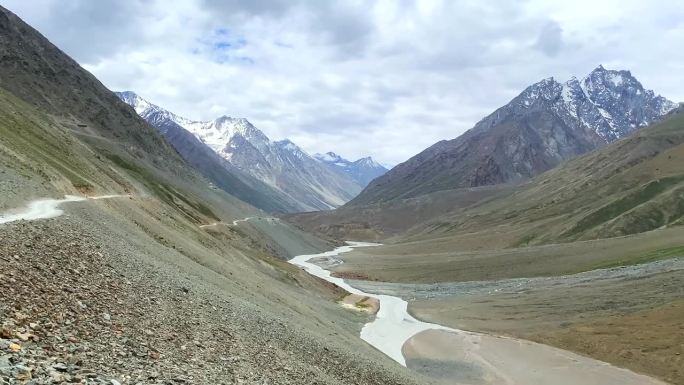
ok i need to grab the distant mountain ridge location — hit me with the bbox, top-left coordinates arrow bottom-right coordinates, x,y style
115,92 -> 306,213
350,66 -> 678,205
314,152 -> 388,187
117,91 -> 362,211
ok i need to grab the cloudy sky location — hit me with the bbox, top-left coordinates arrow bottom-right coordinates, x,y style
4,0 -> 684,165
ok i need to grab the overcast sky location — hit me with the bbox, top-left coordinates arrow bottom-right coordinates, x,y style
4,0 -> 684,165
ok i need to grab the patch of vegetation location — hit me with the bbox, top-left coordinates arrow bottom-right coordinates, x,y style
665,188 -> 684,224
671,216 -> 684,227
565,175 -> 684,238
71,180 -> 94,192
104,153 -> 219,223
169,186 -> 219,220
335,293 -> 349,303
512,233 -> 536,247
595,203 -> 667,239
106,153 -> 144,174
0,89 -> 100,190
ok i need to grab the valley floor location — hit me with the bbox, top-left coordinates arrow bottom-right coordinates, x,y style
332,226 -> 684,283
345,249 -> 684,384
295,245 -> 670,385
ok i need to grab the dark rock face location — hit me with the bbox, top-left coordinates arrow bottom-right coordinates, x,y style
350,66 -> 677,205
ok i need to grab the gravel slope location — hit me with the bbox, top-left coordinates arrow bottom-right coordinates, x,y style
0,199 -> 429,385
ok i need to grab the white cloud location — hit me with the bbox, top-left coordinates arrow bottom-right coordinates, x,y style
2,0 -> 683,164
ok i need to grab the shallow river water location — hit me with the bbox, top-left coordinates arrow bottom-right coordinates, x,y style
289,242 -> 668,385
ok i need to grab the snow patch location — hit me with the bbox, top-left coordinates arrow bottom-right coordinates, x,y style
606,72 -> 624,87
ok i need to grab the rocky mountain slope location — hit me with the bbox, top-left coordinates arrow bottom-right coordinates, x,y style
0,6 -> 426,384
118,92 -> 362,211
314,152 -> 388,186
350,66 -> 677,205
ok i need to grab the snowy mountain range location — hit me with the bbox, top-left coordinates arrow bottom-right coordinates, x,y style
117,91 -> 362,211
314,152 -> 388,187
351,65 -> 678,205
506,65 -> 676,142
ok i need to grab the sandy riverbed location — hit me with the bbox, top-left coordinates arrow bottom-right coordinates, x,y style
403,329 -> 668,385
291,243 -> 669,384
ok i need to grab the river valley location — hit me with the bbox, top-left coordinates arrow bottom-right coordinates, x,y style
290,242 -> 669,385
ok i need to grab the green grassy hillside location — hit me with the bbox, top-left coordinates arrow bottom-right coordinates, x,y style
421,107 -> 684,246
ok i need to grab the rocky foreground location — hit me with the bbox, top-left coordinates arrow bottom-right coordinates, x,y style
0,212 -> 424,385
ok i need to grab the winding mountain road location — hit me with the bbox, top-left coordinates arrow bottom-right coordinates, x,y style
0,194 -> 128,225
199,216 -> 280,228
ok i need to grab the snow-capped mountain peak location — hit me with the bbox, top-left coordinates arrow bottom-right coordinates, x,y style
178,115 -> 272,155
313,152 -> 343,163
504,66 -> 677,142
275,139 -> 309,160
315,152 -> 388,187
575,66 -> 677,139
115,91 -> 272,153
117,91 -> 363,210
117,91 -> 148,113
115,91 -> 193,133
275,138 -> 297,149
515,77 -> 563,108
355,156 -> 383,169
350,66 -> 678,204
